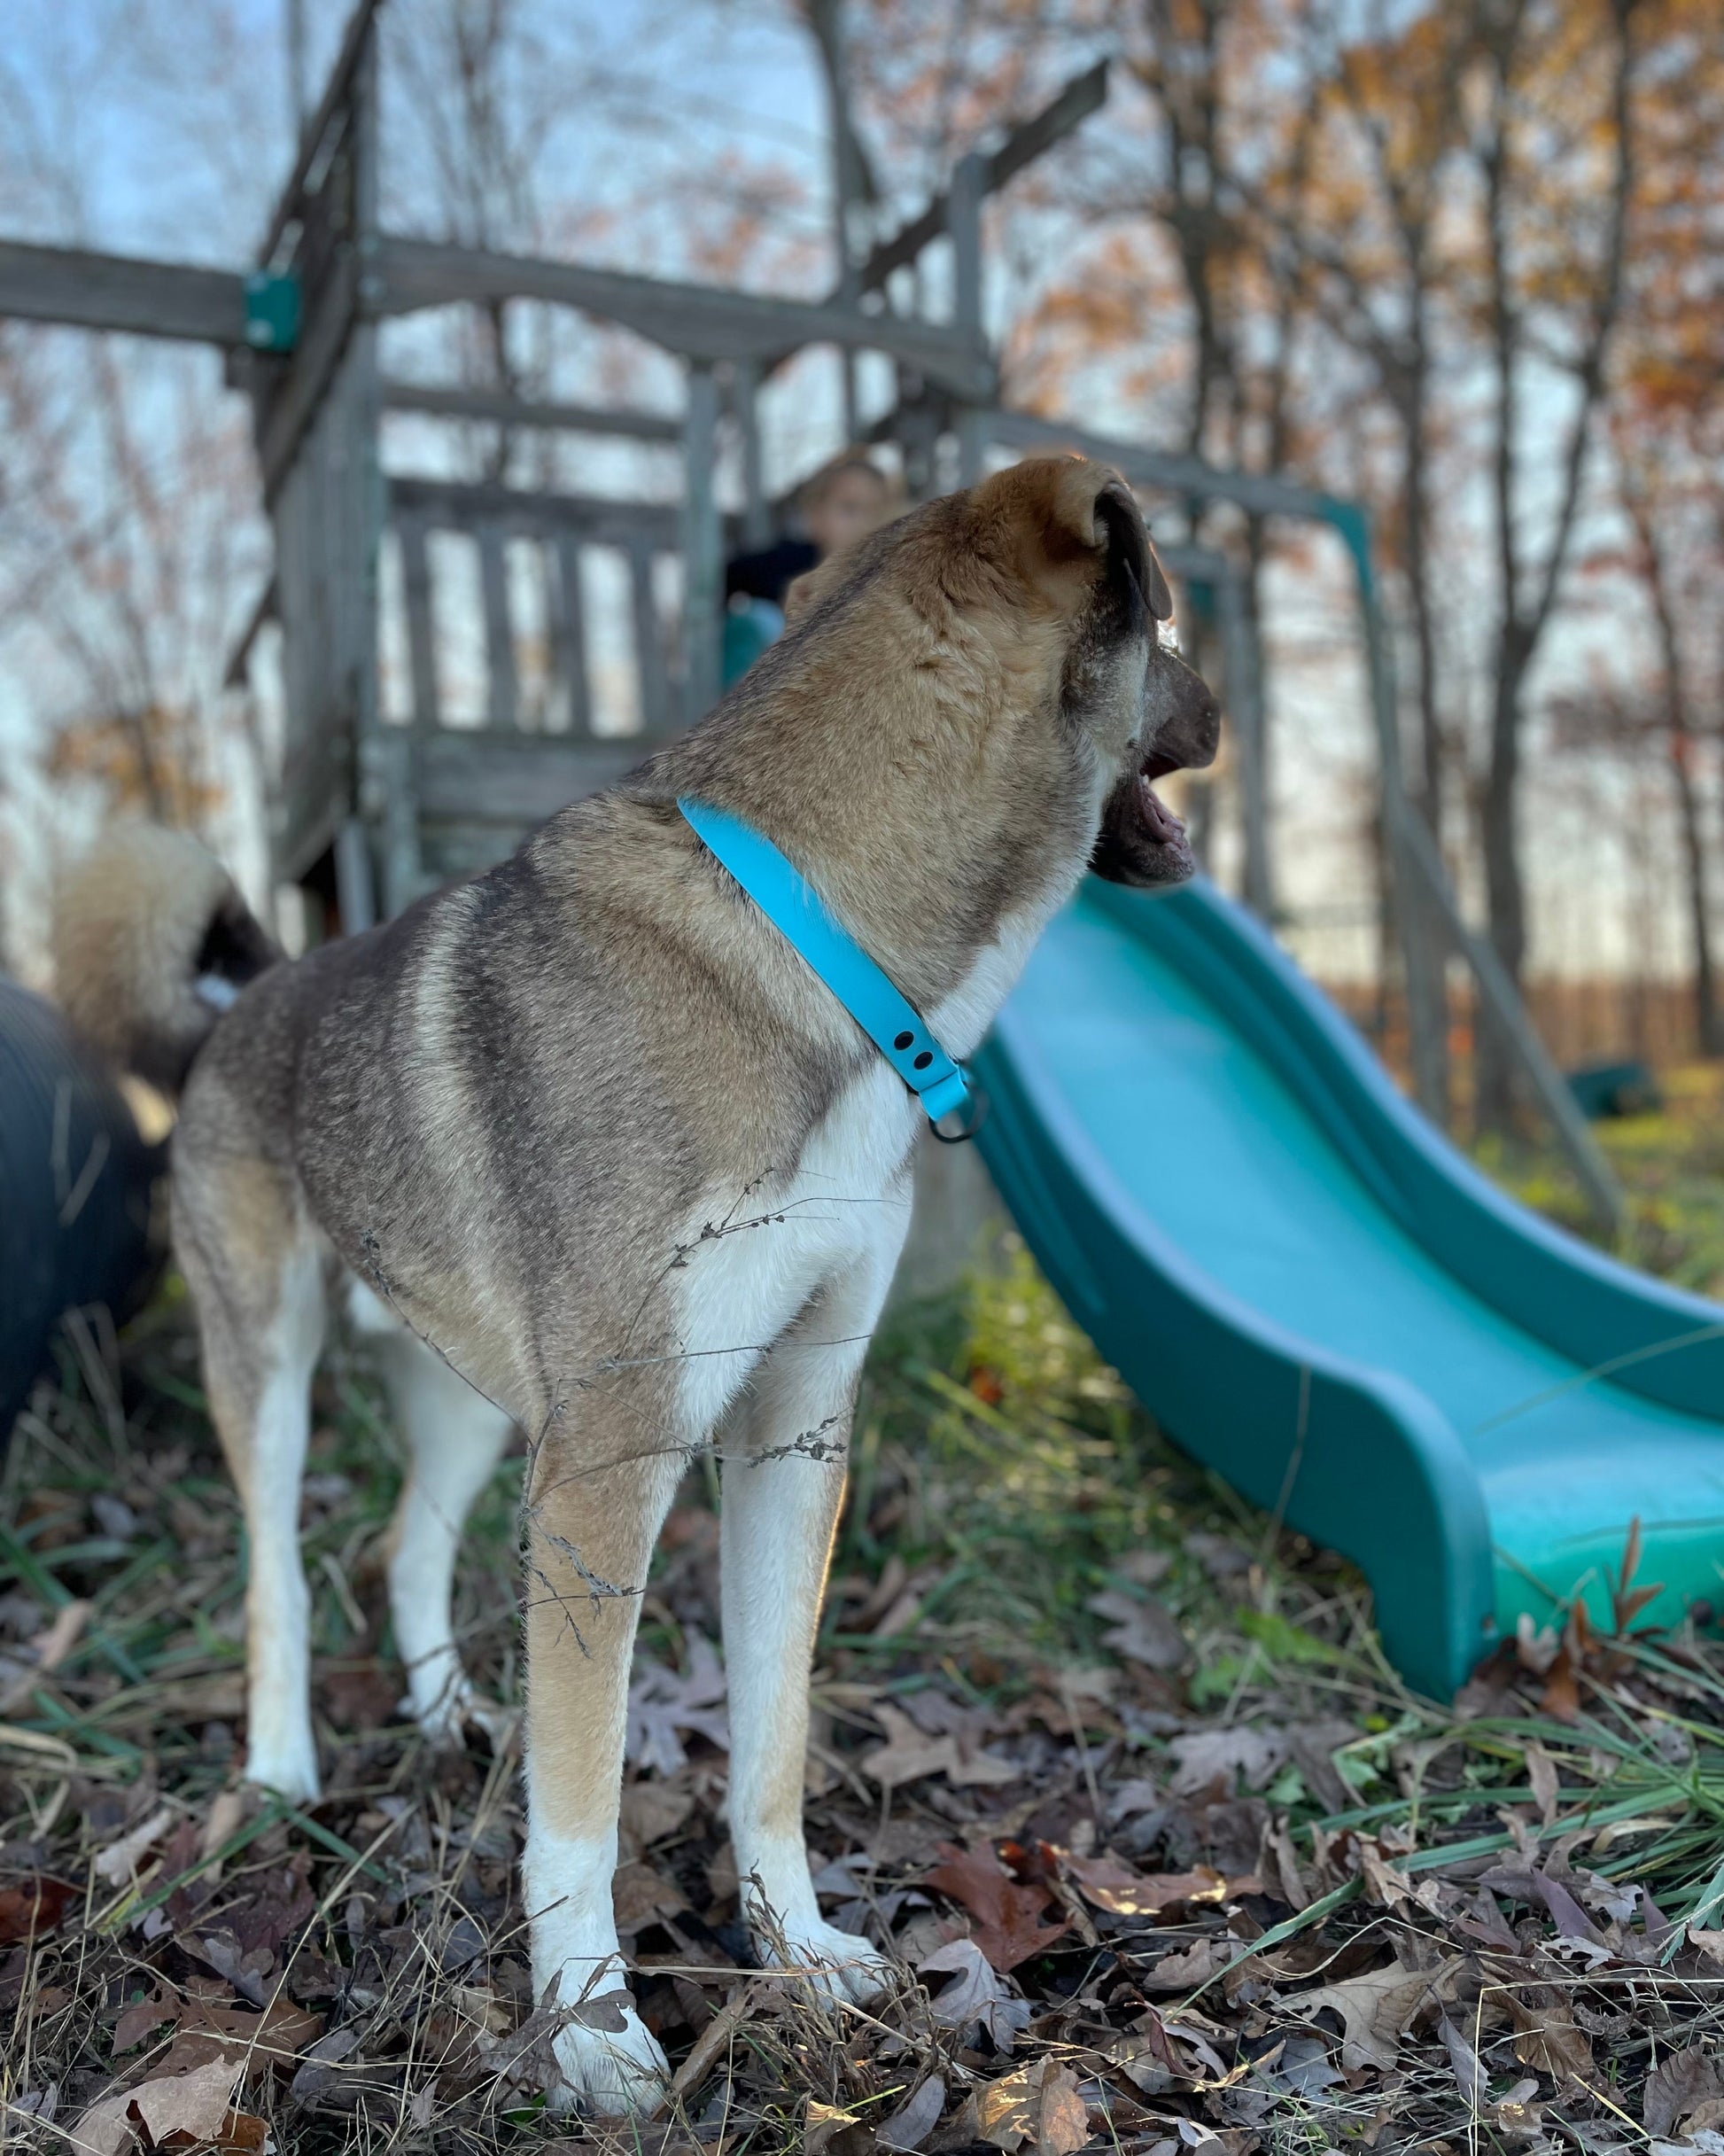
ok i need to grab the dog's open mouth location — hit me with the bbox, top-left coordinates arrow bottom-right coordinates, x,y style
1092,731 -> 1215,889
1135,750 -> 1188,855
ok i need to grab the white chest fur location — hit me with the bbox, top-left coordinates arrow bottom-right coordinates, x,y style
670,862 -> 1083,1441
670,1059 -> 919,1441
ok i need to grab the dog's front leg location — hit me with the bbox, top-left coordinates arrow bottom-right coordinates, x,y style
522,1413 -> 682,2117
719,1257 -> 898,2004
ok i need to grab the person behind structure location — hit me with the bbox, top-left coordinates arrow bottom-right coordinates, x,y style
722,450 -> 903,683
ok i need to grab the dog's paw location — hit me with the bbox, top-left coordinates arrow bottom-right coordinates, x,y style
544,1997 -> 671,2118
404,1675 -> 516,1753
773,1919 -> 893,2006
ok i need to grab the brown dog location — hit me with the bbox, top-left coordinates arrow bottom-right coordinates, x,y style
55,458 -> 1217,2113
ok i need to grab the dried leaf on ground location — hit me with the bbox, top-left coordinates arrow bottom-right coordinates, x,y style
1506,1991 -> 1596,2085
877,2073 -> 946,2151
1064,1851 -> 1241,1919
1088,1587 -> 1189,1670
93,1804 -> 175,1887
924,1844 -> 1070,1971
975,2059 -> 1090,2155
1286,1960 -> 1454,2071
0,1874 -> 76,1941
861,1702 -> 1018,1790
1167,1726 -> 1285,1796
919,1938 -> 1032,2051
1645,2049 -> 1724,2136
72,2053 -> 245,2156
626,1632 -> 729,1775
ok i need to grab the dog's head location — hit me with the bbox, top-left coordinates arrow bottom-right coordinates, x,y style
783,455 -> 1218,889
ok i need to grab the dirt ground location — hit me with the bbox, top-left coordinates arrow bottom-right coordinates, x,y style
4,1228 -> 1724,2155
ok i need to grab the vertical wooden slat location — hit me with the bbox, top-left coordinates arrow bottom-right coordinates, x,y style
949,151 -> 988,488
680,362 -> 722,725
397,511 -> 440,730
734,359 -> 769,548
478,522 -> 517,731
629,536 -> 666,737
552,528 -> 591,736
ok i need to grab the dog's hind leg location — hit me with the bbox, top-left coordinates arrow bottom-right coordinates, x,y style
718,1241 -> 905,2004
353,1288 -> 515,1741
175,1163 -> 326,1803
520,1392 -> 683,2117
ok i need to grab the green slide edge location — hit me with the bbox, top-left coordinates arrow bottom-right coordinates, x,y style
975,876 -> 1724,1699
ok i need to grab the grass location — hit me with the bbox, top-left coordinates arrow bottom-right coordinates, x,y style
1481,1059 -> 1724,1292
4,1167 -> 1724,2147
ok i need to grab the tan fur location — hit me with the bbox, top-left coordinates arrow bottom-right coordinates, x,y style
57,459 -> 1218,2118
52,823 -> 276,1095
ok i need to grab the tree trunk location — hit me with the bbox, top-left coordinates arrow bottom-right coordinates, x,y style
1475,633 -> 1531,1131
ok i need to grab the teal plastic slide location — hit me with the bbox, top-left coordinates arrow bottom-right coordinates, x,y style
975,877 -> 1724,1699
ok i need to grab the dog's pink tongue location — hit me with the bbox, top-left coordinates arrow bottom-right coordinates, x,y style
1138,773 -> 1185,844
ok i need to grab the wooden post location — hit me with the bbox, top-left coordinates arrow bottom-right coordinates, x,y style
949,152 -> 988,486
1338,507 -> 1622,1233
478,523 -> 518,731
682,360 -> 722,724
398,513 -> 440,731
1217,564 -> 1272,921
629,537 -> 669,736
552,530 -> 592,736
734,359 -> 770,548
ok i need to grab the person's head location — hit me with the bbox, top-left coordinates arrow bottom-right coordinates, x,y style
801,453 -> 897,559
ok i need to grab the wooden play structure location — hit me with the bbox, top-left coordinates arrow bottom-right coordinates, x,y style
0,0 -> 1620,1226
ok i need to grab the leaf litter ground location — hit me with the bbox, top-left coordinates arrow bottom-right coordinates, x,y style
4,1248 -> 1724,2154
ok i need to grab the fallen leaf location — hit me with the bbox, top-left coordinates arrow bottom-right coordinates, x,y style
72,2054 -> 245,2156
1505,1990 -> 1595,2085
626,1634 -> 729,1775
94,1805 -> 175,1888
925,1844 -> 1069,1972
620,1777 -> 695,1849
1167,1726 -> 1285,1796
1524,1740 -> 1560,1825
805,2100 -> 870,2156
157,1994 -> 322,2078
1064,1852 -> 1236,1919
0,1875 -> 76,1942
919,1938 -> 1032,2051
861,1703 -> 1018,1791
1087,1588 -> 1188,1670
612,1859 -> 689,1933
113,1978 -> 181,2056
198,1787 -> 255,1877
1288,1960 -> 1448,2071
1645,2049 -> 1724,2137
975,2059 -> 1089,2155
1440,2014 -> 1488,2107
1138,1935 -> 1234,1991
877,2073 -> 946,2152
0,1598 -> 91,1711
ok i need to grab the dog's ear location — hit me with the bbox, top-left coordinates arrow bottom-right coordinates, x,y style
783,554 -> 850,627
975,457 -> 1173,620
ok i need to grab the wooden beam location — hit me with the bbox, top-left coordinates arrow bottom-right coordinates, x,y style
417,731 -> 650,823
372,236 -> 996,398
387,475 -> 679,546
258,0 -> 384,267
383,379 -> 681,441
256,252 -> 358,499
856,60 -> 1108,292
0,240 -> 248,345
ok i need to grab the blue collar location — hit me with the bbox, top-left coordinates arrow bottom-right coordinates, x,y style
678,797 -> 982,1140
